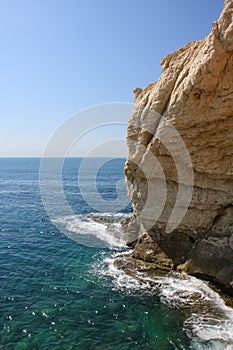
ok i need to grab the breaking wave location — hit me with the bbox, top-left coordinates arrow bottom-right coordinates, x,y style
53,212 -> 130,249
53,211 -> 233,349
92,254 -> 233,350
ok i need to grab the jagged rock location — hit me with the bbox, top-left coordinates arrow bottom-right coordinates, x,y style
131,232 -> 174,268
133,87 -> 143,100
188,237 -> 233,285
124,0 -> 233,293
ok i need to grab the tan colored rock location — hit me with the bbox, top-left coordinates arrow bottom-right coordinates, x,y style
133,87 -> 143,100
124,0 -> 233,293
131,232 -> 174,268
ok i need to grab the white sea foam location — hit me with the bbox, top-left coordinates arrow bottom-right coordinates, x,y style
89,212 -> 130,219
53,212 -> 233,348
185,313 -> 233,350
53,213 -> 129,249
93,254 -> 233,349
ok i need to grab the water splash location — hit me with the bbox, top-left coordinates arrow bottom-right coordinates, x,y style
92,254 -> 233,349
53,213 -> 129,249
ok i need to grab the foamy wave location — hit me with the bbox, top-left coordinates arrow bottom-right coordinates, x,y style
89,212 -> 130,218
53,212 -> 233,348
185,313 -> 233,350
53,213 -> 129,249
93,254 -> 233,349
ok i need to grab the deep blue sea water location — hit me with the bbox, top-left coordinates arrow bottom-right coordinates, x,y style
0,158 -> 233,350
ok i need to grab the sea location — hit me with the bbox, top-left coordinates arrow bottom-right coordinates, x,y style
0,157 -> 233,350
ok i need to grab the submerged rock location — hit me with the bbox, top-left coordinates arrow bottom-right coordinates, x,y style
124,0 -> 233,294
87,214 -> 124,224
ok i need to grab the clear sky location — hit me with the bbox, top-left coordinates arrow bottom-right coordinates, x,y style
0,0 -> 223,157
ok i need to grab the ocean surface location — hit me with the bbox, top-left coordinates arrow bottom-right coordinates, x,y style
0,158 -> 233,350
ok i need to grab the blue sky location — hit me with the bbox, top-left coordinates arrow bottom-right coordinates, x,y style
0,0 -> 223,157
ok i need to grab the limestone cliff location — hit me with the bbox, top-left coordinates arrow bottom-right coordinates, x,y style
124,0 -> 233,293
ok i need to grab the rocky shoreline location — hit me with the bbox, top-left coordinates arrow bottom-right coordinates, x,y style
87,214 -> 233,303
114,254 -> 233,308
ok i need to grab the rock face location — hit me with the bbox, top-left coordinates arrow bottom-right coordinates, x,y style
124,0 -> 233,293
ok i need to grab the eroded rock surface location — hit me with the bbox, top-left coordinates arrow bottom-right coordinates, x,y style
124,0 -> 233,293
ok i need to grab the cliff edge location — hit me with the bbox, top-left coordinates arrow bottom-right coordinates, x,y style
124,0 -> 233,293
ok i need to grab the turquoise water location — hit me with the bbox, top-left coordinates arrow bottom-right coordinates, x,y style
0,158 -> 232,349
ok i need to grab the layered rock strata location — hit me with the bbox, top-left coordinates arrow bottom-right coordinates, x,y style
124,0 -> 233,293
